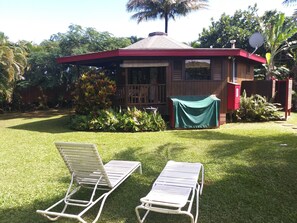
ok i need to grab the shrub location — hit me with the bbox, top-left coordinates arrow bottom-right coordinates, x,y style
116,107 -> 166,132
235,90 -> 282,122
89,109 -> 119,132
69,114 -> 91,131
73,71 -> 116,115
69,107 -> 166,132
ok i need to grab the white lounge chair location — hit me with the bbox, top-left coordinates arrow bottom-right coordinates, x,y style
135,160 -> 204,223
37,142 -> 142,223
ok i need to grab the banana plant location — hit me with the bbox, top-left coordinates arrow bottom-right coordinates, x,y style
260,13 -> 297,79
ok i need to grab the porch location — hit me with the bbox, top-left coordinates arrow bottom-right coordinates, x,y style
115,84 -> 166,106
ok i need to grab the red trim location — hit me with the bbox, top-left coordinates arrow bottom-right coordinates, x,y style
57,50 -> 121,63
57,48 -> 266,64
285,79 -> 289,120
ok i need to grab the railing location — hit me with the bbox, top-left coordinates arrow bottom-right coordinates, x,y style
115,84 -> 166,105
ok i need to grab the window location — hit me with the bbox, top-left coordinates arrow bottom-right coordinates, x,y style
233,61 -> 237,82
127,67 -> 166,84
128,68 -> 149,84
185,59 -> 211,80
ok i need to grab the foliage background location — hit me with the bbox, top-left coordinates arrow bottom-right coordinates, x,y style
0,5 -> 297,111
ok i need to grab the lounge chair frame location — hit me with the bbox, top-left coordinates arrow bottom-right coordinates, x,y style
135,160 -> 204,223
37,142 -> 142,223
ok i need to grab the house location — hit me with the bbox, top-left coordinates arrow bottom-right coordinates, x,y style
57,32 -> 266,124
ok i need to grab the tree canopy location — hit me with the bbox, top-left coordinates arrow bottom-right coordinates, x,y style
50,24 -> 131,56
0,25 -> 132,109
197,5 -> 262,50
23,24 -> 132,90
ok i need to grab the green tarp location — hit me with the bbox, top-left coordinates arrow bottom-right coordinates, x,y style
170,95 -> 220,129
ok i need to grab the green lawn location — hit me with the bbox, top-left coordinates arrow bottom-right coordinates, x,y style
1,110 -> 297,223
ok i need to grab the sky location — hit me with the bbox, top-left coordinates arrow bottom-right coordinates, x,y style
0,0 -> 295,44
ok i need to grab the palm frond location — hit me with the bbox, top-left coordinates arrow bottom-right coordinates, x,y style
283,0 -> 297,5
126,0 -> 209,31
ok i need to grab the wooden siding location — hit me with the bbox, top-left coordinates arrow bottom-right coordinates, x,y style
211,58 -> 223,80
236,60 -> 254,84
114,57 -> 257,119
241,80 -> 276,100
168,81 -> 228,113
167,58 -> 229,114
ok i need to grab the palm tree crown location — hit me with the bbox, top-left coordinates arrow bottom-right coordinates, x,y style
283,0 -> 297,17
283,0 -> 296,4
126,0 -> 208,34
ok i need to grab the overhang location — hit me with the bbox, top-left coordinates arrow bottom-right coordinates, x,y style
57,48 -> 266,66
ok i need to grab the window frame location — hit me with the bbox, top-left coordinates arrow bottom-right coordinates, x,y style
184,59 -> 212,81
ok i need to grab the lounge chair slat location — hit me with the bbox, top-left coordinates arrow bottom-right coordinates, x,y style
140,184 -> 192,207
37,142 -> 141,223
135,160 -> 204,223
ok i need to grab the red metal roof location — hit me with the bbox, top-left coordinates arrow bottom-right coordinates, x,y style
57,48 -> 266,65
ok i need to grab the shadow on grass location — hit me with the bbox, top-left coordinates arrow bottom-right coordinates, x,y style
2,132 -> 297,223
0,109 -> 72,120
8,115 -> 72,133
1,145 -> 191,223
172,130 -> 297,223
201,163 -> 297,223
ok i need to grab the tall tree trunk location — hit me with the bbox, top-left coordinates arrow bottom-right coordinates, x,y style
165,14 -> 168,33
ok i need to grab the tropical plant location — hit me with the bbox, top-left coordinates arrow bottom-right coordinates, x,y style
69,107 -> 166,132
235,90 -> 282,122
260,13 -> 297,79
254,64 -> 291,80
0,33 -> 28,106
126,0 -> 208,33
287,45 -> 297,77
117,107 -> 166,132
0,34 -> 27,82
73,71 -> 116,115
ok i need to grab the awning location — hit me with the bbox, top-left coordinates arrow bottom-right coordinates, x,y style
120,60 -> 169,68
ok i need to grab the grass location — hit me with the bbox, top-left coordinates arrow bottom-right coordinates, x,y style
0,109 -> 297,223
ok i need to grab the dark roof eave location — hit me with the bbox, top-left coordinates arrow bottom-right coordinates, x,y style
56,49 -> 121,64
57,48 -> 266,65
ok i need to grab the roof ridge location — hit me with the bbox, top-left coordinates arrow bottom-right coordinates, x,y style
124,33 -> 192,49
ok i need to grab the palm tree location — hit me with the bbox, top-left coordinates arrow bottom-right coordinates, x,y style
0,34 -> 27,82
126,0 -> 208,34
283,0 -> 297,17
0,33 -> 28,102
283,0 -> 296,4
